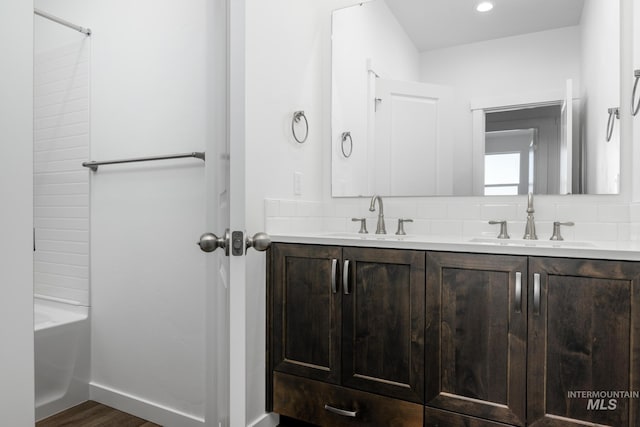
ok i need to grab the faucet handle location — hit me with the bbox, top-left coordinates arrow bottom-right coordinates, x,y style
489,220 -> 510,239
396,218 -> 413,235
351,218 -> 368,234
550,221 -> 574,241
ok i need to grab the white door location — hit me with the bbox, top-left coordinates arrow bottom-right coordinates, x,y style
560,79 -> 573,194
202,3 -> 269,426
203,0 -> 232,424
374,79 -> 454,196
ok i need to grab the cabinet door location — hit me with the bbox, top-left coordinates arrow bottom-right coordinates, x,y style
528,257 -> 640,427
425,252 -> 527,426
271,243 -> 342,384
342,247 -> 425,403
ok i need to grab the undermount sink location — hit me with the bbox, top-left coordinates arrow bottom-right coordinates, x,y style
468,237 -> 597,248
322,232 -> 416,240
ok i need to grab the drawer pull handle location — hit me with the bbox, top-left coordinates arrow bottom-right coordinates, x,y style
324,404 -> 357,418
515,271 -> 522,313
331,259 -> 338,294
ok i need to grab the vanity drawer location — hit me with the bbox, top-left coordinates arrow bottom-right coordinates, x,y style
273,372 -> 423,427
425,406 -> 514,427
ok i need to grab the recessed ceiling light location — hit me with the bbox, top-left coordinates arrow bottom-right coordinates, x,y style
476,1 -> 494,12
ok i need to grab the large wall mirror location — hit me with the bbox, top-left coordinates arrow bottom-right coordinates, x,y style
331,0 -> 621,197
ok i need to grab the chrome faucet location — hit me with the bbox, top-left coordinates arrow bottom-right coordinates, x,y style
369,195 -> 386,234
523,192 -> 538,240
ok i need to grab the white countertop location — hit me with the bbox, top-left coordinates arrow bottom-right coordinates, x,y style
270,233 -> 640,262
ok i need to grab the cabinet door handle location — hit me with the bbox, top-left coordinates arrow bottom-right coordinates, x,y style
331,259 -> 338,294
343,260 -> 351,295
515,271 -> 522,313
324,404 -> 357,418
533,273 -> 541,316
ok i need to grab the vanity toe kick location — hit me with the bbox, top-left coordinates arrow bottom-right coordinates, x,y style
273,372 -> 424,427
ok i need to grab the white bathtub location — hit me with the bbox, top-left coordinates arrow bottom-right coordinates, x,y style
34,296 -> 90,421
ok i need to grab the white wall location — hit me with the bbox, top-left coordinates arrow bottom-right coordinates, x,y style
245,0 -> 358,424
420,26 -> 582,195
86,0 -> 209,424
0,0 -> 35,424
581,0 -> 621,194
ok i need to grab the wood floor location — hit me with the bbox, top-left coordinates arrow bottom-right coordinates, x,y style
36,401 -> 161,427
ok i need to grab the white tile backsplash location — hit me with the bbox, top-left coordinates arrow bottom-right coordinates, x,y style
573,222 -> 619,242
463,220 -> 498,238
409,219 -> 430,235
279,200 -> 297,217
417,201 -> 448,219
322,216 -> 349,232
597,204 -> 630,223
556,203 -> 598,222
630,223 -> 640,241
447,203 -> 481,220
480,204 -> 519,221
429,220 -> 464,238
297,201 -> 323,217
265,197 -> 640,244
335,200 -> 362,218
618,223 -> 632,241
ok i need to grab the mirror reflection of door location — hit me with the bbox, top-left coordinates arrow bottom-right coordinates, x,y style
374,78 -> 454,196
485,105 -> 562,195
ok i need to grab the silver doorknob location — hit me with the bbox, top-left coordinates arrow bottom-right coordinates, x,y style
245,232 -> 271,252
198,229 -> 229,255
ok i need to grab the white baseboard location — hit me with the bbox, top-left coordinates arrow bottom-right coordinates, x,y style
248,412 -> 279,427
90,382 -> 205,427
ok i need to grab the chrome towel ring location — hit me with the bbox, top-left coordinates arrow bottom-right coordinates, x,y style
292,111 -> 309,144
341,132 -> 353,158
633,70 -> 640,116
606,107 -> 619,142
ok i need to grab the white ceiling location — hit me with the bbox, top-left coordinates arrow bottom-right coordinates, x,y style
384,0 -> 586,52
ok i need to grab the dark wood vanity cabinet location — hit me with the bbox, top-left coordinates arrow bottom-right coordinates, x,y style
526,257 -> 640,427
425,252 -> 528,426
426,253 -> 640,427
268,243 -> 425,425
268,244 -> 640,427
270,243 -> 343,385
341,246 -> 425,403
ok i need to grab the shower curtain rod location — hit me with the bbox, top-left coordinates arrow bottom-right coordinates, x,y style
34,8 -> 91,36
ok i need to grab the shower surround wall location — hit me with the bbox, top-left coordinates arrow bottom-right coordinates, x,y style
34,40 -> 90,306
